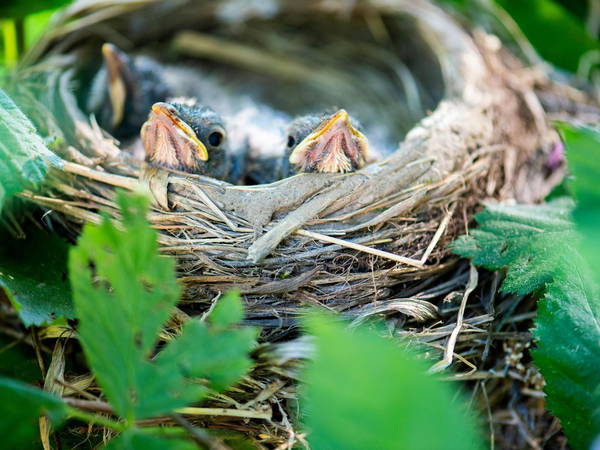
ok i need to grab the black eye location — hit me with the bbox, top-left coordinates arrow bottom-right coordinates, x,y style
208,131 -> 223,147
287,136 -> 296,148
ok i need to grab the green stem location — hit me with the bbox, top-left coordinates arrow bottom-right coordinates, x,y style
67,407 -> 127,432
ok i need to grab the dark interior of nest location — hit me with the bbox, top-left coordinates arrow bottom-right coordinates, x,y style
14,2 -> 500,342
72,8 -> 444,152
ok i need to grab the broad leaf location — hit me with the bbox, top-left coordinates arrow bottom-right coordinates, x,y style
302,315 -> 482,450
453,199 -> 576,294
0,376 -> 68,449
0,88 -> 62,212
453,197 -> 600,448
70,191 -> 257,425
0,225 -> 74,326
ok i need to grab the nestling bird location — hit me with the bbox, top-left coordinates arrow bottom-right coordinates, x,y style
286,109 -> 370,174
140,100 -> 232,180
87,43 -> 171,140
246,109 -> 370,184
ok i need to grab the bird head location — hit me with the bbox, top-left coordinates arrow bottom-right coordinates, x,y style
87,43 -> 170,139
286,109 -> 370,174
141,100 -> 227,174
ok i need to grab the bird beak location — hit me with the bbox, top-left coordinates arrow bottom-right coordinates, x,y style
289,109 -> 370,173
101,43 -> 129,128
141,102 -> 209,171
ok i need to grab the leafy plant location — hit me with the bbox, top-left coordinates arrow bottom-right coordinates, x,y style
302,315 -> 483,450
453,143 -> 600,448
0,88 -> 62,211
70,191 -> 259,443
0,191 -> 259,448
0,225 -> 74,326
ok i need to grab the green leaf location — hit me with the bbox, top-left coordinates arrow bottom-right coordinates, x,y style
105,429 -> 197,450
452,199 -> 577,294
0,225 -> 74,326
0,335 -> 41,383
560,124 -> 600,269
0,88 -> 62,212
495,0 -> 599,72
534,270 -> 600,448
70,191 -> 257,426
302,315 -> 482,450
0,376 -> 68,449
157,315 -> 258,392
452,197 -> 600,448
209,290 -> 244,327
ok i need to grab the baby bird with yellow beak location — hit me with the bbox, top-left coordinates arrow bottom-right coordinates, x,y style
286,109 -> 370,175
141,100 -> 232,181
247,109 -> 370,184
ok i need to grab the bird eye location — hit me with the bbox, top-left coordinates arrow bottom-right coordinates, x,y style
287,136 -> 296,148
208,131 -> 223,147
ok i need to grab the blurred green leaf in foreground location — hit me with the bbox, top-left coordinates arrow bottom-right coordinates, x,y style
0,191 -> 259,448
0,376 -> 68,449
302,315 -> 483,450
70,190 -> 259,443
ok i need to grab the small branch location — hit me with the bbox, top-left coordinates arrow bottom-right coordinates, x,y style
176,407 -> 271,420
420,206 -> 454,264
66,407 -> 126,432
428,264 -> 478,373
296,229 -> 423,268
64,398 -> 271,421
62,161 -> 139,191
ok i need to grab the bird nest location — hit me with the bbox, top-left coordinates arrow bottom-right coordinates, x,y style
6,0 -> 576,445
15,0 -> 557,329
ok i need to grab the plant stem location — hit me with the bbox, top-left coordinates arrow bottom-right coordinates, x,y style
67,406 -> 126,432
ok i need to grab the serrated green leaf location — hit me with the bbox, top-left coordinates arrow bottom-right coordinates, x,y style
452,199 -> 577,294
0,88 -> 62,212
534,270 -> 600,447
105,429 -> 197,450
452,191 -> 600,448
157,317 -> 258,392
302,315 -> 482,450
0,376 -> 68,449
0,225 -> 74,326
209,290 -> 244,327
70,191 -> 257,426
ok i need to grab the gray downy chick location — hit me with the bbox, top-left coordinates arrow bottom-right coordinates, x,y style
87,43 -> 171,140
141,100 -> 231,180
